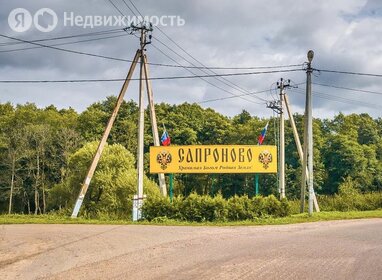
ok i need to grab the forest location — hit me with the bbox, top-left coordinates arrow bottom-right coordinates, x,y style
1,96 -> 382,216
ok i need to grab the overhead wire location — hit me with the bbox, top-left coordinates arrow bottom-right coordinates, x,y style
114,0 -> 268,105
153,37 -> 267,101
0,69 -> 303,83
0,32 -> 304,72
0,33 -> 131,53
0,28 -> 125,47
290,88 -> 379,110
4,0 -> 380,113
198,89 -> 270,104
313,82 -> 382,96
132,0 -> 271,102
314,68 -> 382,78
120,0 -> 271,104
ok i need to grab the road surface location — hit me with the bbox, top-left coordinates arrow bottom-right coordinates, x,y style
1,219 -> 381,279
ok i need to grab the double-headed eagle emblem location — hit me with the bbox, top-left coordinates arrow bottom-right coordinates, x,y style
156,150 -> 172,170
258,150 -> 272,169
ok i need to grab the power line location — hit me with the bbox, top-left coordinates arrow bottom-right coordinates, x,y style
106,0 -> 128,18
0,33 -> 130,53
124,0 -> 142,17
0,28 -> 124,47
291,88 -> 380,109
314,68 -> 382,78
198,89 -> 270,104
313,82 -> 382,96
152,38 -> 269,103
125,0 -> 270,104
150,44 -> 268,104
107,1 -> 301,73
116,0 -> 266,104
122,0 -> 269,104
128,0 -> 144,18
0,33 -> 144,64
0,33 -> 303,71
0,69 -> 303,83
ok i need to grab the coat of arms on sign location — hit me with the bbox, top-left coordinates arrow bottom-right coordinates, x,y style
258,150 -> 272,169
156,150 -> 172,170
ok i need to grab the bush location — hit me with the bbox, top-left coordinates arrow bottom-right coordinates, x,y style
142,193 -> 291,222
289,177 -> 382,213
141,196 -> 174,221
227,195 -> 253,221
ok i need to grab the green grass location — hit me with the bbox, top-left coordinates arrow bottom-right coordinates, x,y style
1,209 -> 381,226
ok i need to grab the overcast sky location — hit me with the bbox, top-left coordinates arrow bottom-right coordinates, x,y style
0,0 -> 381,119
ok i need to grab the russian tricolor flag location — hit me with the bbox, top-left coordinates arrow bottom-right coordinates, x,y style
161,128 -> 171,146
258,122 -> 269,145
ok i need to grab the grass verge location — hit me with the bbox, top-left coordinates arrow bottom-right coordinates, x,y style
0,209 -> 381,226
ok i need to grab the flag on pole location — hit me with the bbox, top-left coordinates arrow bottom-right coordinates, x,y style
258,122 -> 269,145
161,126 -> 171,146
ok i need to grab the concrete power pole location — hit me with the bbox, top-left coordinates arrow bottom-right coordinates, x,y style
277,78 -> 290,199
284,94 -> 320,212
303,50 -> 315,215
136,29 -> 146,213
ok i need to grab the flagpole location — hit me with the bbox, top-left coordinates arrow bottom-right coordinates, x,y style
255,121 -> 269,196
255,174 -> 259,196
169,173 -> 174,202
255,139 -> 260,196
161,123 -> 174,202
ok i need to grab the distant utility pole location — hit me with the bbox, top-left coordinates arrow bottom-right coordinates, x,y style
267,78 -> 290,200
71,22 -> 167,219
302,50 -> 315,215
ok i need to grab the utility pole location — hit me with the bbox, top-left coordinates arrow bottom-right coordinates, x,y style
267,78 -> 290,200
267,100 -> 281,196
284,94 -> 319,212
277,78 -> 290,199
71,22 -> 167,219
302,50 -> 315,215
136,28 -> 146,216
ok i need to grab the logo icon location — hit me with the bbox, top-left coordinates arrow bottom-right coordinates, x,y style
258,150 -> 272,169
34,8 -> 58,32
8,8 -> 58,33
8,8 -> 33,32
156,150 -> 172,170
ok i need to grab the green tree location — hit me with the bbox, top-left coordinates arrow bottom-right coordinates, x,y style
49,142 -> 160,218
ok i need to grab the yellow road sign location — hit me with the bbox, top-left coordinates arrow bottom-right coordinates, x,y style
150,145 -> 277,174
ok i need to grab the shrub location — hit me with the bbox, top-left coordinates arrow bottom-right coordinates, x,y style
227,195 -> 253,221
141,196 -> 174,221
142,193 -> 291,222
289,177 -> 382,213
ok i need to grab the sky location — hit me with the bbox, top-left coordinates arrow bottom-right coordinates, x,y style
0,0 -> 381,119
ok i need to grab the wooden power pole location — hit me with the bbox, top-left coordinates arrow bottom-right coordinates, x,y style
71,23 -> 166,219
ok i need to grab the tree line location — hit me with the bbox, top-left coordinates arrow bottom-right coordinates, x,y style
0,97 -> 381,215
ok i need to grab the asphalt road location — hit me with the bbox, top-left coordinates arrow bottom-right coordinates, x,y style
1,219 -> 381,280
